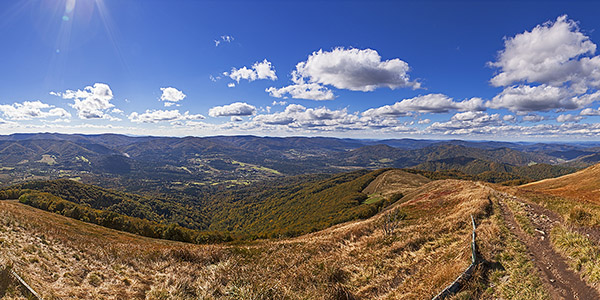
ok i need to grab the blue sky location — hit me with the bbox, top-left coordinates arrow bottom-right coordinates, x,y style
2,0 -> 600,140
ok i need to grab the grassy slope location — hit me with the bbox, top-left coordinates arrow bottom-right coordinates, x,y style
361,169 -> 431,198
521,163 -> 600,203
0,177 -> 517,299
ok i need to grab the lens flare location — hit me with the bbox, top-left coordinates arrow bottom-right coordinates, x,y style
65,0 -> 76,13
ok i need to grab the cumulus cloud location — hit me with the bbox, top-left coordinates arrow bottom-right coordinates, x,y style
522,114 -> 546,122
503,115 -> 517,122
267,47 -> 419,101
208,102 -> 257,117
490,15 -> 597,88
54,83 -> 117,120
423,117 -> 600,137
486,84 -> 598,112
252,104 -> 361,129
128,109 -> 205,123
0,101 -> 71,120
362,94 -> 485,118
580,107 -> 600,116
488,16 -> 600,113
226,59 -> 277,83
160,87 -> 186,106
247,104 -> 419,133
294,47 -> 419,91
557,114 -> 584,123
266,83 -> 335,101
427,112 -> 505,134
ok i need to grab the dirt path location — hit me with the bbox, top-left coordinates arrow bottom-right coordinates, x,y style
493,190 -> 599,300
517,195 -> 600,246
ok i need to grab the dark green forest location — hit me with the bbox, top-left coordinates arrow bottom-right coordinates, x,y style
2,169 -> 397,242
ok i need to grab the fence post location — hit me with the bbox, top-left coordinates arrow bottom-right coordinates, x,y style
431,215 -> 478,300
6,267 -> 43,300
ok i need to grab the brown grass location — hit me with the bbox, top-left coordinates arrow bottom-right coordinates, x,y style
361,169 -> 430,199
522,163 -> 600,203
0,179 -> 496,299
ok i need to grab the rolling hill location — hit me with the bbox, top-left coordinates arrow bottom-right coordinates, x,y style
0,133 -> 596,192
414,157 -> 577,182
0,175 -> 524,299
4,169 -> 410,240
4,164 -> 600,298
521,163 -> 600,203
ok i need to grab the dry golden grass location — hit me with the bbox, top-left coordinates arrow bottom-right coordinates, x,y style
502,185 -> 600,228
361,169 -> 430,199
522,163 -> 600,203
0,179 -> 512,299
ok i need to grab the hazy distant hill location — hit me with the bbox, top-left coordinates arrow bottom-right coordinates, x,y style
0,133 -> 596,190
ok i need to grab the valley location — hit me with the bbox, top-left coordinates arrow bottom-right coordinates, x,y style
5,2 -> 600,299
0,133 -> 596,193
2,134 -> 600,299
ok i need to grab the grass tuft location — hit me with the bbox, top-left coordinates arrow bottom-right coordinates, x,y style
551,225 -> 600,283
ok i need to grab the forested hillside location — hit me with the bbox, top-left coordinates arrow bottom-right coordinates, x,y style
3,169 -> 402,240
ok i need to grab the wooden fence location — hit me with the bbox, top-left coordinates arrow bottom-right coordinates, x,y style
0,266 -> 43,300
431,215 -> 477,300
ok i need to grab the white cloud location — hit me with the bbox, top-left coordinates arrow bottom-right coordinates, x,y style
230,116 -> 243,122
362,94 -> 485,118
503,115 -> 517,122
54,83 -> 117,120
418,119 -> 431,124
522,114 -> 545,122
557,113 -> 584,123
427,112 -> 503,135
253,104 -> 360,129
227,83 -> 236,88
489,15 -> 597,88
226,59 -> 277,83
248,104 -> 420,133
164,102 -> 179,107
214,35 -> 234,47
421,117 -> 600,137
208,102 -> 257,117
488,16 -> 600,113
294,47 -> 419,92
160,87 -> 186,106
486,84 -> 598,112
266,47 -> 419,101
266,83 -> 335,101
128,109 -> 205,123
0,101 -> 71,120
580,107 -> 600,116
272,100 -> 287,106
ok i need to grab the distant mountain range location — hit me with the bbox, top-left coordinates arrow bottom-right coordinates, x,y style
0,133 -> 599,190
